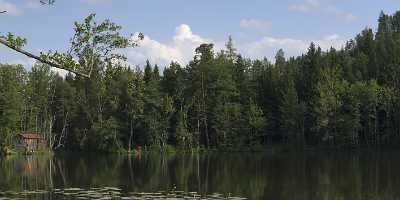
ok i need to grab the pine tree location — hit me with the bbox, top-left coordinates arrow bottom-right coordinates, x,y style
280,79 -> 304,145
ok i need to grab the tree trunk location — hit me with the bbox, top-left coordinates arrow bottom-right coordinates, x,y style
201,73 -> 209,148
129,119 -> 134,152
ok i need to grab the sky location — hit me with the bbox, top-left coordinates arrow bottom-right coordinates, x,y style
1,0 -> 400,72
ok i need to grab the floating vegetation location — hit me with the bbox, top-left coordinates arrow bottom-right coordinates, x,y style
0,187 -> 247,200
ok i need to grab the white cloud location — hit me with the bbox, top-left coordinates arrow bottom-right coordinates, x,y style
0,0 -> 20,15
240,19 -> 271,34
289,0 -> 356,23
289,0 -> 321,12
325,5 -> 357,22
289,4 -> 309,13
305,0 -> 321,7
24,0 -> 44,9
124,24 -> 213,68
123,23 -> 346,67
345,14 -> 357,22
241,34 -> 345,61
7,58 -> 36,67
11,58 -> 70,77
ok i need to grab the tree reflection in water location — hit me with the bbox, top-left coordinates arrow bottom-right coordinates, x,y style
1,151 -> 400,199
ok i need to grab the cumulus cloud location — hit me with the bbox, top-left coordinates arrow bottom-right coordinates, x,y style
241,34 -> 345,60
122,23 -> 347,67
7,58 -> 36,68
289,0 -> 320,12
289,0 -> 356,23
24,0 -> 47,9
325,5 -> 357,22
0,0 -> 20,15
240,19 -> 271,34
124,24 -> 213,68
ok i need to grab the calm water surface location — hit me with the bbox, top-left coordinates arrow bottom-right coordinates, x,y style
0,151 -> 400,199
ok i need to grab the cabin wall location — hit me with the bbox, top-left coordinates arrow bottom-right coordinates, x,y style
14,137 -> 45,152
14,137 -> 26,151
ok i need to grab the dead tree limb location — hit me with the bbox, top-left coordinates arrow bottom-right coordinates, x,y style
0,37 -> 90,78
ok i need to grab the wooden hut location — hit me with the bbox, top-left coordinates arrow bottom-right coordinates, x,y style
14,133 -> 45,153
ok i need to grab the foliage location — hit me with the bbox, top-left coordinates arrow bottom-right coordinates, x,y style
4,10 -> 400,152
2,3 -> 143,78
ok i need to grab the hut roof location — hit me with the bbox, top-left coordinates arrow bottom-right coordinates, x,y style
17,133 -> 44,140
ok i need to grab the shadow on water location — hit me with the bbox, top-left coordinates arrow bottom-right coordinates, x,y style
1,151 -> 400,199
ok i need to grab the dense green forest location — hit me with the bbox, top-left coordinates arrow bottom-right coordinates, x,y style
2,10 -> 400,152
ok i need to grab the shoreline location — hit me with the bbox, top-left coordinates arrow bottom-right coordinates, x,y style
3,144 -> 399,157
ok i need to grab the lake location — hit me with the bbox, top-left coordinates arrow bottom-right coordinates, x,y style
0,151 -> 399,199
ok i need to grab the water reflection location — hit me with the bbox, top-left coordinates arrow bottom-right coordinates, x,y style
1,151 -> 400,199
0,187 -> 246,200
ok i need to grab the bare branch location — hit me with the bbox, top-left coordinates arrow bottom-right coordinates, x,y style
0,37 -> 90,78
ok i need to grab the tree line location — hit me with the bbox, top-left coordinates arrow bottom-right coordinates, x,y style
2,10 -> 400,152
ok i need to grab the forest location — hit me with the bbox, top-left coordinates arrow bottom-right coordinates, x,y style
2,10 -> 400,153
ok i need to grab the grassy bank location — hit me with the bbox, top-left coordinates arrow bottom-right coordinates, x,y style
1,145 -> 54,157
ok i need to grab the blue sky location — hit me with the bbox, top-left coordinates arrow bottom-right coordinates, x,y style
1,0 -> 400,70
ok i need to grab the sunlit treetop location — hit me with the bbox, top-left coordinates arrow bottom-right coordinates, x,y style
40,13 -> 144,78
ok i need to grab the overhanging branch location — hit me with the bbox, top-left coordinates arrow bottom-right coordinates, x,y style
0,38 -> 90,78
